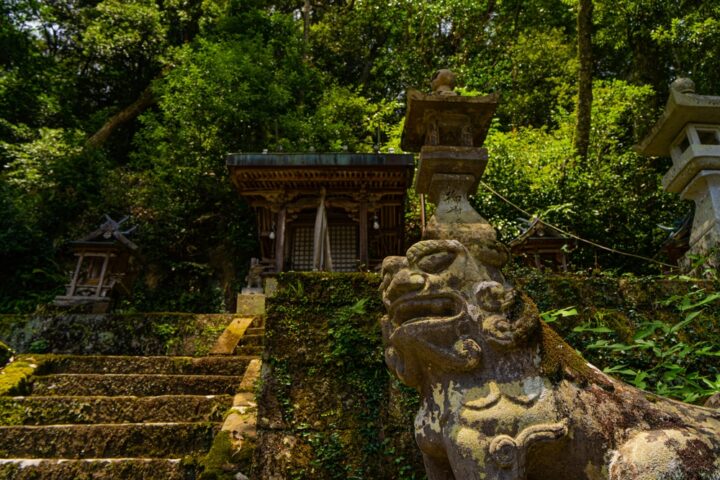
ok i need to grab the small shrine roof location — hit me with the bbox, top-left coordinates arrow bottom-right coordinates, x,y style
70,215 -> 138,251
508,218 -> 576,250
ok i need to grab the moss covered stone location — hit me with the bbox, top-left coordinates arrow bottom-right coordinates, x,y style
256,270 -> 720,479
0,313 -> 238,356
0,356 -> 39,397
198,430 -> 237,480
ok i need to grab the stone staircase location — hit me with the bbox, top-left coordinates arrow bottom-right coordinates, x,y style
0,293 -> 268,479
0,348 -> 258,480
0,354 -> 259,479
235,320 -> 265,356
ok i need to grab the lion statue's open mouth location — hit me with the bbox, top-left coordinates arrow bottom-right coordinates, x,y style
389,292 -> 465,327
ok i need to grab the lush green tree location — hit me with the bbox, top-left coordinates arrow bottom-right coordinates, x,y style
2,0 -> 720,312
474,80 -> 685,272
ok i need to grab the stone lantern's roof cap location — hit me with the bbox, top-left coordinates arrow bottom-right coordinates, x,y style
401,90 -> 499,152
636,78 -> 720,156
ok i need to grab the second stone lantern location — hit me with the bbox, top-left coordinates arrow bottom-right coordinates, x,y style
402,69 -> 507,280
637,78 -> 720,271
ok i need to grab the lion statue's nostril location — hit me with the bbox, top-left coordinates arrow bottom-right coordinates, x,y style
380,256 -> 409,293
385,269 -> 426,304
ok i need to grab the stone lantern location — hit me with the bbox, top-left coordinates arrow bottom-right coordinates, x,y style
637,78 -> 720,270
402,69 -> 506,276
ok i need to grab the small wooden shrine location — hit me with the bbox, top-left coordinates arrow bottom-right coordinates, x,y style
508,217 -> 577,271
54,215 -> 138,312
226,153 -> 414,273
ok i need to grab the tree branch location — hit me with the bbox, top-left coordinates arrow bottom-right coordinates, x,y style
85,84 -> 157,149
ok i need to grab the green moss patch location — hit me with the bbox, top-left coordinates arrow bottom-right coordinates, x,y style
0,313 -> 236,356
0,355 -> 39,397
198,430 -> 237,480
538,322 -> 611,388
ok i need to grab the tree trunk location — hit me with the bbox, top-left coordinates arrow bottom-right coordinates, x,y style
303,0 -> 311,62
85,84 -> 157,149
574,0 -> 593,161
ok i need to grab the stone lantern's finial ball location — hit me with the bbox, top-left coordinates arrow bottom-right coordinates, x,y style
431,69 -> 457,96
671,77 -> 695,94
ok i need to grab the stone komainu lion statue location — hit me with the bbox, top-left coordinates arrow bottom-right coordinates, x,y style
380,239 -> 720,480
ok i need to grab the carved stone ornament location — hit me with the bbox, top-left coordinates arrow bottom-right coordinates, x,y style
384,69 -> 720,479
380,237 -> 720,479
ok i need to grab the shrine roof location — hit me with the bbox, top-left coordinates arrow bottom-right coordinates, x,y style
226,153 -> 415,195
226,152 -> 414,168
508,217 -> 576,250
69,216 -> 138,252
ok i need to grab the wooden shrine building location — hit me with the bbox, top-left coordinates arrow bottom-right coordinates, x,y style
227,153 -> 415,273
509,217 -> 577,272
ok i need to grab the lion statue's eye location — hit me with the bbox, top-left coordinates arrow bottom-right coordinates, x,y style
417,251 -> 457,274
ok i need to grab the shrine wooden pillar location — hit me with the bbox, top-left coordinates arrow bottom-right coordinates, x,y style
359,198 -> 369,267
68,253 -> 85,296
95,253 -> 111,297
275,207 -> 287,273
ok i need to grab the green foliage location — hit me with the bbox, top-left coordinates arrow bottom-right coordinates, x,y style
584,286 -> 720,403
534,273 -> 720,404
540,306 -> 578,324
2,0 -> 720,311
476,80 -> 685,272
304,432 -> 351,480
324,298 -> 379,366
82,0 -> 167,85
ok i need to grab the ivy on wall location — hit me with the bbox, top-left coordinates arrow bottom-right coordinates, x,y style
257,272 -> 423,480
257,270 -> 720,478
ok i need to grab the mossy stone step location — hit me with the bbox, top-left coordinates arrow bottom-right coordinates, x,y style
0,395 -> 233,425
237,334 -> 264,347
31,374 -> 243,397
234,344 -> 263,356
0,423 -> 217,458
0,458 -> 193,480
33,355 -> 254,376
